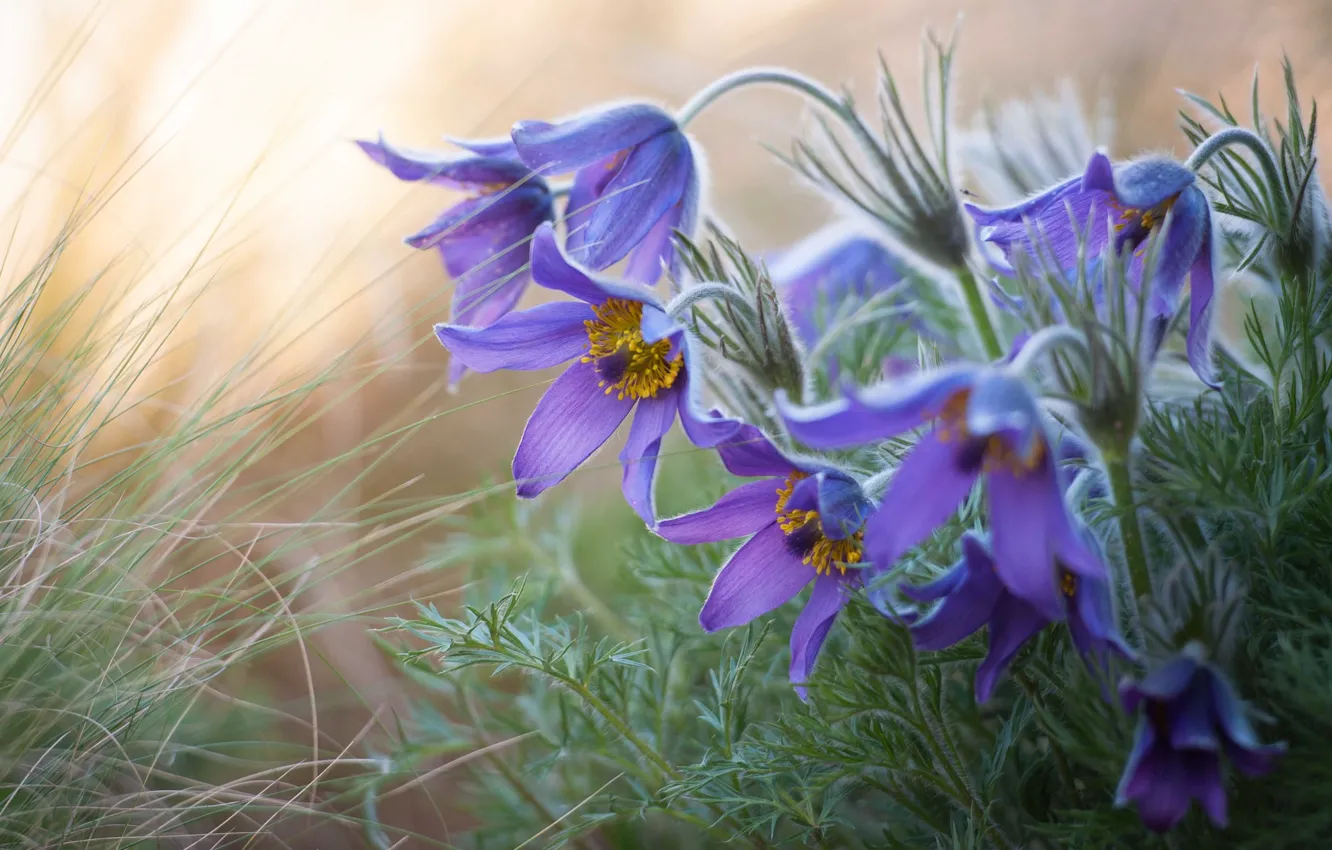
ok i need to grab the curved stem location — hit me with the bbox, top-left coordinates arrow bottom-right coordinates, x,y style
1008,325 -> 1091,374
1185,127 -> 1288,218
1104,451 -> 1151,605
677,67 -> 850,128
956,268 -> 1006,361
666,283 -> 760,322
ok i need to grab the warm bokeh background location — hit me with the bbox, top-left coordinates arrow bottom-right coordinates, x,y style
1,0 -> 1326,844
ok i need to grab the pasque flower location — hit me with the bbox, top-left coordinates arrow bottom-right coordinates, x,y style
769,223 -> 907,345
905,533 -> 1129,701
656,425 -> 872,695
358,134 -> 555,388
513,103 -> 698,284
778,366 -> 1104,620
433,223 -> 735,524
967,153 -> 1218,384
1116,646 -> 1285,832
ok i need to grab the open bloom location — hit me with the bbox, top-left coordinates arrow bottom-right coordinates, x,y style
779,366 -> 1103,619
656,425 -> 871,695
359,135 -> 555,388
967,153 -> 1217,384
905,533 -> 1129,701
513,104 -> 698,284
1116,647 -> 1285,832
769,223 -> 907,345
433,223 -> 736,523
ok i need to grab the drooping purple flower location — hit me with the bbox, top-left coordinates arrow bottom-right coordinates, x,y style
358,134 -> 555,389
1116,648 -> 1285,832
656,425 -> 871,696
904,533 -> 1129,701
778,366 -> 1105,620
967,153 -> 1218,385
769,223 -> 908,346
512,103 -> 698,284
433,223 -> 737,523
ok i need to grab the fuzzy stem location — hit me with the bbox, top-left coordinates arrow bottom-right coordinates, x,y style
1104,451 -> 1151,603
676,67 -> 850,129
956,267 -> 1005,361
1185,127 -> 1288,219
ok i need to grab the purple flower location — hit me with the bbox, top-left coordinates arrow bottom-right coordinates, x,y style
904,533 -> 1129,701
433,223 -> 736,524
967,153 -> 1218,385
769,223 -> 907,345
358,134 -> 555,389
512,103 -> 698,284
656,425 -> 871,696
778,366 -> 1104,620
1116,649 -> 1285,832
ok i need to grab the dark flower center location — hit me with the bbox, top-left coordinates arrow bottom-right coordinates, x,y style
582,299 -> 682,400
1112,195 -> 1178,253
935,390 -> 1046,476
774,472 -> 864,576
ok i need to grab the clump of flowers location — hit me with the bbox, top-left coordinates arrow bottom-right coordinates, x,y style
370,35 -> 1325,847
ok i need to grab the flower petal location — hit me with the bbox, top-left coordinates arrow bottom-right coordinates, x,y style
790,573 -> 851,698
1132,748 -> 1197,833
777,365 -> 980,449
623,194 -> 683,284
986,456 -> 1071,620
1209,670 -> 1286,776
1145,184 -> 1208,314
716,424 -> 796,478
675,353 -> 743,448
1115,714 -> 1158,806
407,184 -> 553,250
1184,752 -> 1228,828
1121,655 -> 1201,713
576,131 -> 691,272
975,592 -> 1047,702
816,473 -> 871,540
699,524 -> 811,631
512,359 -> 633,497
529,223 -> 662,307
1186,202 -> 1220,387
1114,157 -> 1197,209
445,135 -> 519,158
909,543 -> 1004,651
619,390 -> 679,524
512,104 -> 677,173
863,429 -> 978,568
358,135 -> 529,187
434,301 -> 592,373
1167,676 -> 1221,752
564,154 -> 623,256
656,480 -> 781,545
773,224 -> 906,344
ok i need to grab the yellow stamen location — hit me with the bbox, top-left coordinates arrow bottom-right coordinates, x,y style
1060,571 -> 1078,598
580,298 -> 682,400
774,472 -> 864,576
1112,195 -> 1178,233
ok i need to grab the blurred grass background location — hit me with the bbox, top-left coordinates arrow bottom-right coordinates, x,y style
1,0 -> 1325,844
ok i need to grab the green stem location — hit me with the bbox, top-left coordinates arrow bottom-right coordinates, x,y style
957,267 -> 1005,361
1105,451 -> 1151,603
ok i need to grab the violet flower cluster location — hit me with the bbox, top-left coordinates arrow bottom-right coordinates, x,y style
364,66 -> 1286,837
